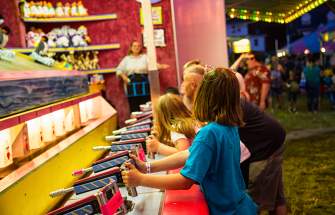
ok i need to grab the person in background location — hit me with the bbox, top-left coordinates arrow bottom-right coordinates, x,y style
286,70 -> 300,113
304,56 -> 321,113
323,68 -> 335,109
270,60 -> 285,110
181,59 -> 250,102
182,59 -> 201,70
122,68 -> 258,215
231,53 -> 271,111
180,64 -> 205,111
116,40 -> 169,112
146,93 -> 198,156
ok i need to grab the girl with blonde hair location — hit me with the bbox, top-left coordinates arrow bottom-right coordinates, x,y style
147,93 -> 198,156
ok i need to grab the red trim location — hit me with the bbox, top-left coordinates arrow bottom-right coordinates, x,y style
50,101 -> 73,112
100,191 -> 123,215
19,111 -> 38,123
161,169 -> 209,215
37,108 -> 50,117
138,148 -> 146,162
47,195 -> 96,215
0,93 -> 101,131
0,117 -> 20,131
74,167 -> 120,185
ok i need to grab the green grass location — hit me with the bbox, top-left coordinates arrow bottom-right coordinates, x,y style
283,134 -> 335,214
265,95 -> 335,214
267,95 -> 335,132
270,111 -> 335,132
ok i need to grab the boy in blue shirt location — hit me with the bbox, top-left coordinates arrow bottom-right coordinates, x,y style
122,68 -> 257,214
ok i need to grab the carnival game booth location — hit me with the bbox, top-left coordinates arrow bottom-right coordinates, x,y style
0,53 -> 118,214
0,55 -> 208,214
46,103 -> 209,215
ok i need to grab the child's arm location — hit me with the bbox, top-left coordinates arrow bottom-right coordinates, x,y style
158,138 -> 190,155
122,162 -> 194,190
156,143 -> 179,155
146,135 -> 190,156
130,150 -> 189,173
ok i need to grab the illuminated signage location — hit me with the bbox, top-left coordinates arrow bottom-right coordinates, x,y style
233,39 -> 251,53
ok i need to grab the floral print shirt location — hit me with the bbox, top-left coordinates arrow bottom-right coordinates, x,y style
245,65 -> 271,105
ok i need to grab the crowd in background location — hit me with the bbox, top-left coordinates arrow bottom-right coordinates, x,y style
234,53 -> 335,113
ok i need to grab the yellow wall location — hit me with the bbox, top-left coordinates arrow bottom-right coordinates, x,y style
0,115 -> 117,215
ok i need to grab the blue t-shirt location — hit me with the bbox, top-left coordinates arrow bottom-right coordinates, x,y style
180,122 -> 257,215
304,66 -> 321,87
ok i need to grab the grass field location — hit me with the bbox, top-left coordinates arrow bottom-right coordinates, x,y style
268,95 -> 335,132
268,95 -> 335,214
283,134 -> 335,214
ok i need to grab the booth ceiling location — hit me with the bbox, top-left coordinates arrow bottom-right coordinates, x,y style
226,0 -> 329,24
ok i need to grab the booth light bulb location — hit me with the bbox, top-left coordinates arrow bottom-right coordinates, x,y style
0,129 -> 12,168
27,118 -> 43,149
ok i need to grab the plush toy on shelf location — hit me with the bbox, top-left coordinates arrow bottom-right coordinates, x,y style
21,1 -> 89,18
26,27 -> 37,48
67,53 -> 76,66
55,2 -> 65,17
63,3 -> 71,17
70,2 -> 79,17
92,51 -> 99,69
59,54 -> 73,70
77,53 -> 86,70
54,51 -> 100,71
85,52 -> 93,70
42,1 -> 49,18
30,2 -> 38,18
56,32 -> 70,48
36,28 -> 46,44
77,25 -> 90,45
55,26 -> 70,48
47,2 -> 56,18
47,31 -> 57,48
71,32 -> 86,47
26,27 -> 45,48
35,36 -> 49,56
30,36 -> 55,66
77,1 -> 88,16
35,1 -> 43,18
21,1 -> 31,18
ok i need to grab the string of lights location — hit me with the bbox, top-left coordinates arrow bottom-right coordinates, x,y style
227,0 -> 329,24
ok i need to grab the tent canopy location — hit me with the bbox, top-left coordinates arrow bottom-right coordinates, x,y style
289,21 -> 335,54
